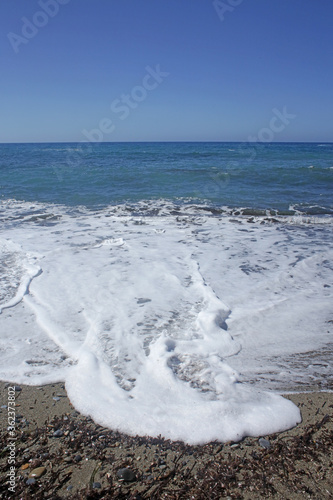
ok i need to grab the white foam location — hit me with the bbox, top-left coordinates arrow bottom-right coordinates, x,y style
1,201 -> 332,443
0,239 -> 41,314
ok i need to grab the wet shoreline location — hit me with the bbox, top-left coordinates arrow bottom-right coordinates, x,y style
1,381 -> 332,499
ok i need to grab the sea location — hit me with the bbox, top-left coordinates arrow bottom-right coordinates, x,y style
0,141 -> 332,444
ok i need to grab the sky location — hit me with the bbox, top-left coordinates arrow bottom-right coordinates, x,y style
1,0 -> 333,143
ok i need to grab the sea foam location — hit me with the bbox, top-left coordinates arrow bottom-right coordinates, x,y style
1,201 -> 332,443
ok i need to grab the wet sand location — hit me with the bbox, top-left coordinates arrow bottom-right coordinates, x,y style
0,381 -> 332,499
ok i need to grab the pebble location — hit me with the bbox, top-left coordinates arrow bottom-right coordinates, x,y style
74,454 -> 82,462
29,466 -> 46,478
21,463 -> 30,470
14,386 -> 22,392
117,468 -> 136,482
53,429 -> 63,437
26,478 -> 36,485
258,437 -> 271,449
92,482 -> 101,489
53,397 -> 60,401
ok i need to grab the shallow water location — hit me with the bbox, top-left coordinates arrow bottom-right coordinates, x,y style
0,198 -> 332,443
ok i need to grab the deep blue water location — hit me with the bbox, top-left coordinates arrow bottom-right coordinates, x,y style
0,142 -> 332,214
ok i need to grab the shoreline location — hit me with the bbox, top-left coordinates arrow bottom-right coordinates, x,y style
1,381 -> 332,499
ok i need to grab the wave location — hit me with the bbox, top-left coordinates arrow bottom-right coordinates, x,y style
1,196 -> 332,442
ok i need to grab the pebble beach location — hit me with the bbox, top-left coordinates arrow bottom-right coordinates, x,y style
1,381 -> 332,499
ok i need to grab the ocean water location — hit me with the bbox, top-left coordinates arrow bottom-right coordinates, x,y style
0,142 -> 332,444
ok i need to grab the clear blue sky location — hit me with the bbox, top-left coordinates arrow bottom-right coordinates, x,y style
1,0 -> 332,142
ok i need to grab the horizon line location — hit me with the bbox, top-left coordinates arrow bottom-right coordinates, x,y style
1,140 -> 332,145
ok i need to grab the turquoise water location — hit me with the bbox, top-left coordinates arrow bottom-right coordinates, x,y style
1,142 -> 332,213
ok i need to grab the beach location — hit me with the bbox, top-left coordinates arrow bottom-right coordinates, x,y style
1,0 -> 332,492
0,143 -> 332,497
0,381 -> 332,499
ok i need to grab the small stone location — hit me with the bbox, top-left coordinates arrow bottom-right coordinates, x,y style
53,429 -> 63,437
29,466 -> 46,478
74,454 -> 82,462
244,439 -> 253,447
258,437 -> 271,449
30,459 -> 42,469
53,397 -> 60,401
14,386 -> 22,392
117,468 -> 136,482
92,482 -> 101,489
67,485 -> 73,491
21,463 -> 30,470
26,478 -> 36,485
